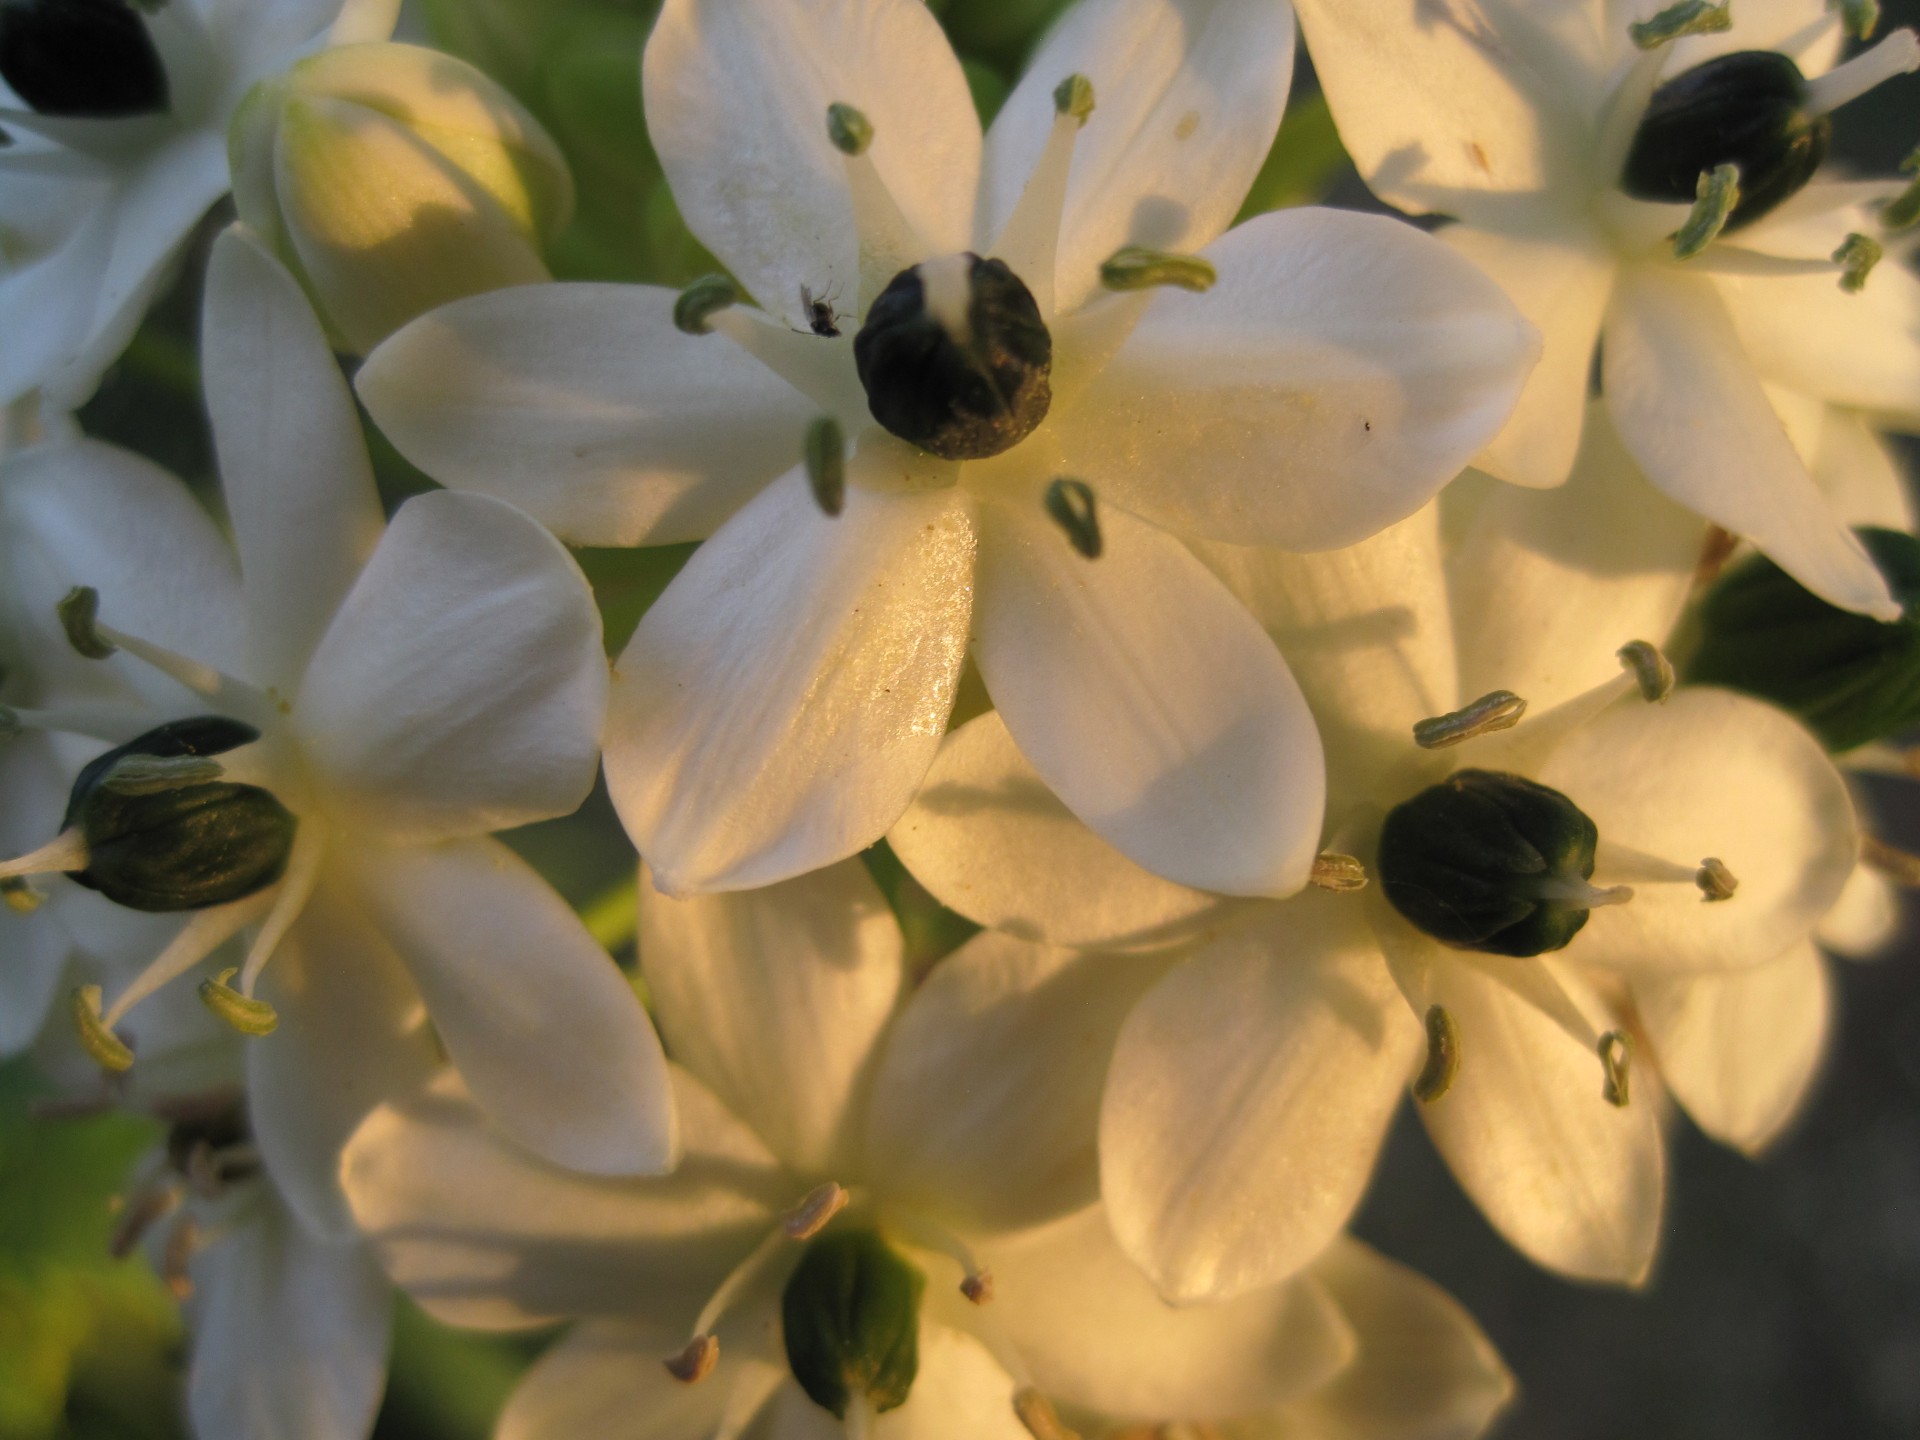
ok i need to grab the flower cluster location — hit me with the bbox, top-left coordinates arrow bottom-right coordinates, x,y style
0,0 -> 1915,1435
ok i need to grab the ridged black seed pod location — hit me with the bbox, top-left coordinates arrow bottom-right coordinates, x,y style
1620,51 -> 1828,230
853,254 -> 1052,461
1685,527 -> 1920,754
1379,769 -> 1604,958
0,0 -> 169,117
63,716 -> 298,913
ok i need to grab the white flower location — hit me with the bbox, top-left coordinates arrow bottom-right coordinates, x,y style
342,859 -> 1513,1440
891,413 -> 1858,1299
1292,0 -> 1920,618
0,227 -> 674,1243
356,0 -> 1538,900
0,0 -> 398,410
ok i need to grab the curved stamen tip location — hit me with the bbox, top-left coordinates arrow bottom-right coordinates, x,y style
1413,1004 -> 1461,1103
960,1268 -> 994,1304
1617,640 -> 1675,702
664,1333 -> 720,1384
1043,477 -> 1101,559
72,985 -> 134,1072
782,1181 -> 850,1241
58,586 -> 116,660
804,416 -> 846,518
1833,232 -> 1883,292
673,274 -> 740,336
1599,1030 -> 1634,1107
827,102 -> 873,157
199,967 -> 279,1036
1672,164 -> 1741,260
1628,0 -> 1731,48
1413,689 -> 1527,748
1309,851 -> 1369,893
1695,856 -> 1739,901
1014,1389 -> 1082,1440
1098,245 -> 1217,293
1052,73 -> 1095,125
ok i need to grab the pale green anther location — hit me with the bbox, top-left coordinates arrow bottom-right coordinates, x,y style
1413,1005 -> 1460,1103
1309,852 -> 1369,893
199,967 -> 279,1036
672,274 -> 740,336
1044,478 -> 1101,559
804,416 -> 846,518
1098,245 -> 1217,293
57,586 -> 116,660
1884,147 -> 1920,230
1831,0 -> 1881,40
827,103 -> 873,157
1599,1030 -> 1633,1107
1629,0 -> 1732,49
72,985 -> 134,1072
1617,640 -> 1675,702
1,877 -> 42,915
1413,689 -> 1527,749
1053,73 -> 1095,125
101,753 -> 226,797
1696,856 -> 1739,901
1833,231 -> 1883,292
1672,164 -> 1741,259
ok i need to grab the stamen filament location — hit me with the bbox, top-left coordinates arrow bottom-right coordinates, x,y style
237,819 -> 327,997
0,702 -> 161,743
0,827 -> 89,880
990,75 -> 1096,316
707,308 -> 870,420
101,894 -> 272,1030
1522,875 -> 1634,908
883,1208 -> 991,1304
826,103 -> 926,311
1861,834 -> 1920,885
1802,29 -> 1920,116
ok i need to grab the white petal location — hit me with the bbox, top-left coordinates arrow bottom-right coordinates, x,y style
638,859 -> 904,1179
1447,404 -> 1706,715
763,1325 -> 1030,1440
203,226 -> 386,690
607,475 -> 975,895
1289,0 -> 1604,225
1718,263 -> 1920,431
1100,896 -> 1420,1302
1634,943 -> 1830,1154
295,490 -> 606,842
1051,209 -> 1538,549
1385,936 -> 1665,1285
356,285 -> 819,546
1199,503 -> 1457,814
346,837 -> 676,1176
1272,1238 -> 1514,1440
1537,687 -> 1857,974
1817,860 -> 1901,959
984,1205 -> 1354,1422
973,499 -> 1324,898
496,1320 -> 737,1440
977,0 -> 1295,314
867,932 -> 1171,1233
641,0 -> 977,325
187,1197 -> 391,1440
247,877 -> 438,1240
1809,406 -> 1917,533
1603,266 -> 1898,619
888,711 -> 1229,949
343,1069 -> 787,1331
1441,224 -> 1616,489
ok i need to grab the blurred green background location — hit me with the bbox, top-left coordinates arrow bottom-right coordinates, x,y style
11,0 -> 1919,1436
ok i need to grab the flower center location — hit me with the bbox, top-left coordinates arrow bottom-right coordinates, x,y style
0,0 -> 169,118
852,252 -> 1053,462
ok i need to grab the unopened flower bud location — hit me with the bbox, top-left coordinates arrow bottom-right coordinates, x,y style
229,42 -> 574,354
0,0 -> 167,118
781,1227 -> 925,1420
64,718 -> 297,913
853,253 -> 1052,461
1379,769 -> 1625,957
1621,52 -> 1830,230
1684,526 -> 1920,753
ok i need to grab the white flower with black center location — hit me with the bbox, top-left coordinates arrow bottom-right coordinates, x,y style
357,0 -> 1540,901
